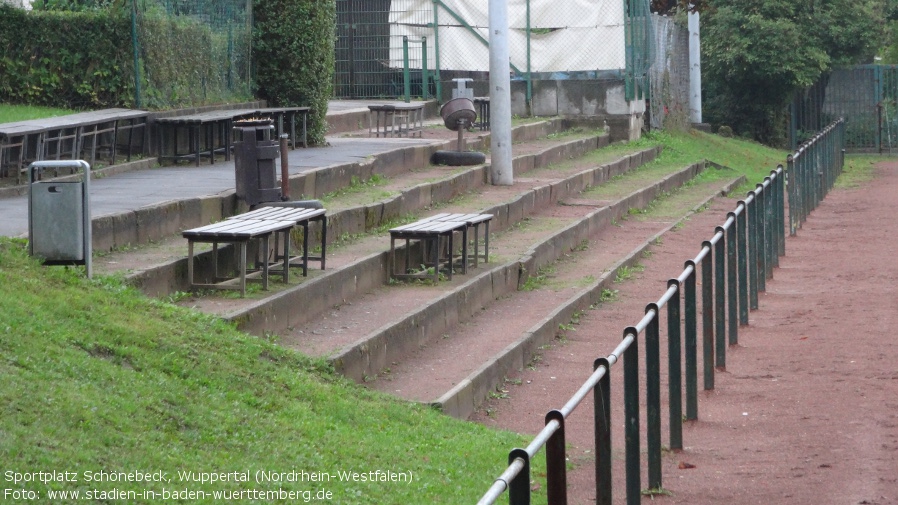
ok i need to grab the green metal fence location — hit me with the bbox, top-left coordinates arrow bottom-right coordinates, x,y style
333,0 -> 654,105
131,0 -> 253,109
477,119 -> 846,505
791,65 -> 898,152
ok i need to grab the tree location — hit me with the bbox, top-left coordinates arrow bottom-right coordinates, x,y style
702,0 -> 883,145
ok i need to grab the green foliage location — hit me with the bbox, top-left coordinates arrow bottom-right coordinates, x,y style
253,0 -> 335,146
0,5 -> 134,109
703,0 -> 882,145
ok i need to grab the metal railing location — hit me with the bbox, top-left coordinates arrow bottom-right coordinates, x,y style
477,119 -> 846,505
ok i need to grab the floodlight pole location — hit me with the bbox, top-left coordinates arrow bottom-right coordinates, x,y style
688,7 -> 702,124
488,0 -> 513,185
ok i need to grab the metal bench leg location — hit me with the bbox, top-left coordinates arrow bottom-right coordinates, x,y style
320,216 -> 327,270
390,236 -> 397,279
238,241 -> 247,297
302,221 -> 310,277
461,227 -> 468,275
473,223 -> 480,268
484,221 -> 490,263
187,240 -> 195,289
261,235 -> 270,291
283,229 -> 291,284
432,236 -> 440,283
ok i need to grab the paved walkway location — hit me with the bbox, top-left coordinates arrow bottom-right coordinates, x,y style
0,102 -> 436,238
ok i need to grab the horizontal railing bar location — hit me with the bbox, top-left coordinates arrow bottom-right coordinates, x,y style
693,244 -> 711,264
656,283 -> 678,309
634,308 -> 656,334
677,264 -> 694,283
709,229 -> 724,246
526,420 -> 559,456
559,364 -> 608,418
477,458 -> 527,505
609,334 -> 636,365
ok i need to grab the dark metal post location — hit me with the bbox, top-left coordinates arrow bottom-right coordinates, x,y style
768,173 -> 780,268
736,202 -> 748,326
402,36 -> 411,103
508,448 -> 531,505
714,228 -> 726,370
701,243 -> 714,390
764,177 -> 775,280
726,215 -> 737,345
756,184 -> 767,291
594,358 -> 612,505
421,36 -> 429,100
747,191 -> 759,310
623,327 -> 641,505
667,279 -> 683,449
279,134 -> 290,201
684,262 -> 698,419
545,410 -> 567,505
645,305 -> 662,490
787,155 -> 797,236
776,166 -> 786,256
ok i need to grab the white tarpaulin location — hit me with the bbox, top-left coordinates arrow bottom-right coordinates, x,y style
389,0 -> 626,72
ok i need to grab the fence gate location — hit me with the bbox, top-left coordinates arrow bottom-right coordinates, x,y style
791,65 -> 898,152
334,0 -> 432,99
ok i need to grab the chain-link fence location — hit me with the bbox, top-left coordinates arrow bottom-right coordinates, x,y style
132,0 -> 253,109
648,13 -> 689,129
334,0 -> 655,106
790,65 -> 898,152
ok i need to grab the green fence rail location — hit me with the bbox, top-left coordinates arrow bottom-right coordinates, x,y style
477,119 -> 846,505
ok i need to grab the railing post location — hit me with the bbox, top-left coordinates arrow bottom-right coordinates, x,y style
714,228 -> 726,370
545,410 -> 567,505
756,184 -> 767,292
622,327 -> 641,505
645,304 -> 662,491
684,261 -> 698,420
421,36 -> 429,100
594,358 -> 612,505
402,36 -> 411,103
667,279 -> 683,449
767,173 -> 779,268
701,243 -> 714,390
764,177 -> 775,280
508,448 -> 530,505
746,191 -> 759,310
726,214 -> 737,346
787,154 -> 797,236
776,166 -> 786,256
736,202 -> 749,326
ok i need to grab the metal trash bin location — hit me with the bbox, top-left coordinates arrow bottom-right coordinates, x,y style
27,160 -> 92,278
233,118 -> 281,207
452,78 -> 474,100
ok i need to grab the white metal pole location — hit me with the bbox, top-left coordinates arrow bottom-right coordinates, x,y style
688,8 -> 702,124
488,0 -> 513,185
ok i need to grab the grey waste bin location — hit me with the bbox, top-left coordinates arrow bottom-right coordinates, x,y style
28,160 -> 92,278
233,119 -> 281,207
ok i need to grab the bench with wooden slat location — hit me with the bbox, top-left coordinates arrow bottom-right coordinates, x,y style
368,103 -> 425,138
155,109 -> 257,166
227,206 -> 327,276
182,218 -> 295,296
419,212 -> 493,269
389,219 -> 467,282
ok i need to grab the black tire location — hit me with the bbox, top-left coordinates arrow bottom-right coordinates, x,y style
430,150 -> 486,166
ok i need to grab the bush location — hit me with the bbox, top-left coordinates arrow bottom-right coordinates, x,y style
253,0 -> 335,146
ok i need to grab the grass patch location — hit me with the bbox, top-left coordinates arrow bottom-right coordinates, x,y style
836,155 -> 881,189
0,238 -> 543,502
0,104 -> 75,123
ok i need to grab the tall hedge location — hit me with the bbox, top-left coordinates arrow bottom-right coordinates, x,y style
0,4 -> 134,109
253,0 -> 335,146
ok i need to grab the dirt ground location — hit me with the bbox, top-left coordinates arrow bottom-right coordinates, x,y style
471,161 -> 898,504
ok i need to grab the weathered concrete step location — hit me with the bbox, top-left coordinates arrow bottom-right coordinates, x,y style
324,159 -> 699,384
113,122 -> 607,297
371,175 -> 746,419
222,147 -> 662,340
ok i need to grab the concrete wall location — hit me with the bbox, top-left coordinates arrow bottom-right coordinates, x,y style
441,77 -> 645,142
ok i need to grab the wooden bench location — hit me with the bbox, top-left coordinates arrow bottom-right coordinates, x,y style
389,219 -> 467,282
227,206 -> 327,276
182,218 -> 295,297
0,108 -> 148,183
368,103 -> 424,138
473,97 -> 491,131
155,109 -> 256,166
237,107 -> 311,149
420,213 -> 493,268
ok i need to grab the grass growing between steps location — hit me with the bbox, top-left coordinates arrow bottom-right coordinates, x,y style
0,238 -> 543,503
584,129 -> 786,201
